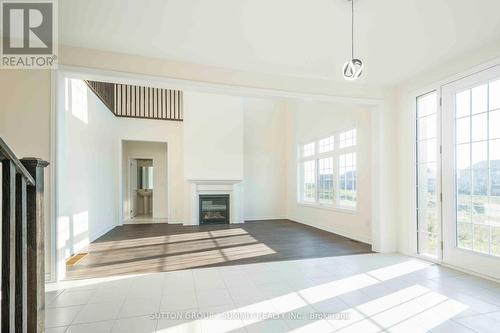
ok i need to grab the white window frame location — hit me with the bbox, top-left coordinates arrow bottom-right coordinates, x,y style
441,66 -> 500,278
409,58 -> 500,271
414,90 -> 442,261
298,128 -> 358,212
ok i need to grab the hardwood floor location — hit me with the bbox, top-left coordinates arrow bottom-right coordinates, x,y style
65,219 -> 372,280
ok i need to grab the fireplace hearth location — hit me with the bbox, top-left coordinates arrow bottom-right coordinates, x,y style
199,194 -> 230,224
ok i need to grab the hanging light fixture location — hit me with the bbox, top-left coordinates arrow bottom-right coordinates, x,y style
342,0 -> 364,80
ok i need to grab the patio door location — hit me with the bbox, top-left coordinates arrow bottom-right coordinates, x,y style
441,65 -> 500,278
416,91 -> 442,260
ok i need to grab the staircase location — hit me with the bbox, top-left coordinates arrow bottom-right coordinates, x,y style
1,137 -> 48,333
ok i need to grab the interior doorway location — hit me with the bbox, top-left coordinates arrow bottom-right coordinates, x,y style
121,140 -> 168,224
129,158 -> 154,219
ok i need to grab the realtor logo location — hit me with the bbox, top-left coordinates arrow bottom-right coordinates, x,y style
1,0 -> 57,68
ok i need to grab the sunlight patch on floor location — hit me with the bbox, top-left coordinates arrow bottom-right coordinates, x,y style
45,254 -> 498,333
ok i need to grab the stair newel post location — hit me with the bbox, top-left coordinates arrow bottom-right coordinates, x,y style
20,158 -> 49,333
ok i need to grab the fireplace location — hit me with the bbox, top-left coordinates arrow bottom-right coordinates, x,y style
199,194 -> 230,225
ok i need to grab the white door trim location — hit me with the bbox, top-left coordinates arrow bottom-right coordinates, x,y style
119,141 -> 163,223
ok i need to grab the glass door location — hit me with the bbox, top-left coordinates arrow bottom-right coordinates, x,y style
416,91 -> 441,259
442,65 -> 500,278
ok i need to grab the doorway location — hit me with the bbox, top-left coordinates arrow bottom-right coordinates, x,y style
441,65 -> 500,278
122,140 -> 168,224
129,158 -> 154,219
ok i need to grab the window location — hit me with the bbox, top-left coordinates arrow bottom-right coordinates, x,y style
319,136 -> 334,153
454,79 -> 500,257
339,152 -> 357,207
303,142 -> 315,157
303,159 -> 316,202
416,91 -> 439,258
339,129 -> 356,148
318,157 -> 334,203
298,128 -> 357,209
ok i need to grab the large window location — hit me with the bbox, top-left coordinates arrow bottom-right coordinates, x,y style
299,129 -> 357,209
416,91 -> 440,258
339,152 -> 357,207
303,160 -> 316,202
455,80 -> 500,256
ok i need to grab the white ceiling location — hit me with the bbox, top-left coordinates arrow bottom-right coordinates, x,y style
59,0 -> 500,85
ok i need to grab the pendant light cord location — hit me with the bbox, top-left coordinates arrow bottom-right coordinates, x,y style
351,0 -> 354,59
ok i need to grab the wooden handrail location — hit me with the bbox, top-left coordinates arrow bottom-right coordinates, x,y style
0,138 -> 35,186
1,136 -> 48,333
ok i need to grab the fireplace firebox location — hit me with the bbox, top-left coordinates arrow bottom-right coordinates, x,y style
199,194 -> 230,224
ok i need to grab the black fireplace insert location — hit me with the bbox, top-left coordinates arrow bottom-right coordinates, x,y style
199,194 -> 230,225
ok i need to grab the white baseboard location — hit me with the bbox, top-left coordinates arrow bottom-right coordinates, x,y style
180,220 -> 245,226
124,218 -> 168,225
288,216 -> 372,245
66,224 -> 117,258
244,216 -> 287,221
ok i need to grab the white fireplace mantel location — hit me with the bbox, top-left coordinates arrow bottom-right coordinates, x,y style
187,180 -> 243,225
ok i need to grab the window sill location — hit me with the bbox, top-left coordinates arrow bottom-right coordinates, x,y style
297,202 -> 358,214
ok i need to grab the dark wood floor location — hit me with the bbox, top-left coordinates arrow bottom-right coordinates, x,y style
66,219 -> 372,280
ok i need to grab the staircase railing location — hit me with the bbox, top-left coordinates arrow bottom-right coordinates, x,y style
1,137 -> 48,333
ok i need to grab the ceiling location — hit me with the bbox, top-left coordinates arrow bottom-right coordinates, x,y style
59,0 -> 500,85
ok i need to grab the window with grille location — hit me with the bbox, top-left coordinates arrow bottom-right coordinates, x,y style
455,80 -> 500,257
298,129 -> 357,210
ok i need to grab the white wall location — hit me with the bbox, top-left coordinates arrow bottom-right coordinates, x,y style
243,98 -> 287,220
183,91 -> 244,180
115,117 -> 184,223
60,45 -> 390,101
370,92 -> 399,253
122,140 -> 168,219
0,69 -> 53,278
285,100 -> 373,243
57,79 -> 185,267
58,79 -> 118,258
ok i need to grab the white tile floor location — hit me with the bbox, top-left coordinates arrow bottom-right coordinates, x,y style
45,253 -> 500,333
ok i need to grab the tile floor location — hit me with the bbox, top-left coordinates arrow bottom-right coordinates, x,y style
45,253 -> 500,333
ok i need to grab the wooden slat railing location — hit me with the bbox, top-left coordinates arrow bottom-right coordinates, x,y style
84,80 -> 183,121
1,137 -> 48,333
85,80 -> 115,112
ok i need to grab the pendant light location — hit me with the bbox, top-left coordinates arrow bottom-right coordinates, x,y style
342,0 -> 364,80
